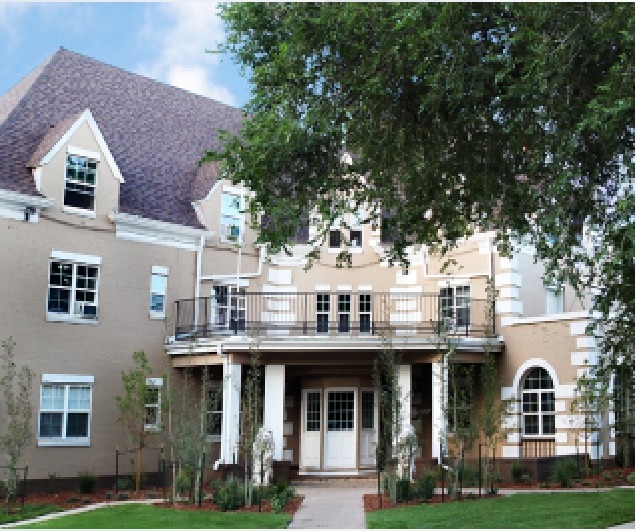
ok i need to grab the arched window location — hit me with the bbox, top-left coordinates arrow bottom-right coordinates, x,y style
522,367 -> 555,435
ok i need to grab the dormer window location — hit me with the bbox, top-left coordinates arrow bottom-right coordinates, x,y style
65,154 -> 97,211
220,191 -> 244,243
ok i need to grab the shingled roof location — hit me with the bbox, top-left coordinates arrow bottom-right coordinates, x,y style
0,48 -> 244,228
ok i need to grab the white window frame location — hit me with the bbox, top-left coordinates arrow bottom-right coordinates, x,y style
439,285 -> 470,329
220,190 -> 244,243
545,286 -> 564,315
47,251 -> 101,324
150,266 -> 169,319
38,374 -> 94,447
63,151 -> 98,216
316,292 -> 331,334
144,377 -> 163,432
358,292 -> 373,334
521,367 -> 556,437
337,293 -> 351,334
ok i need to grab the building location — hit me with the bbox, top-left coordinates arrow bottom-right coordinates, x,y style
0,49 -> 621,486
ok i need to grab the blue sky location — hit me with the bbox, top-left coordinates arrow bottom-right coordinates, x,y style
0,2 -> 252,108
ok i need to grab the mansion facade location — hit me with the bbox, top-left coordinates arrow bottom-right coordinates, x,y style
0,49 -> 622,484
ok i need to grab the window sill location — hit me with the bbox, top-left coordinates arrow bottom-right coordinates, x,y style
38,438 -> 90,447
205,435 -> 221,443
327,247 -> 363,254
149,312 -> 166,320
47,313 -> 99,325
62,206 -> 97,219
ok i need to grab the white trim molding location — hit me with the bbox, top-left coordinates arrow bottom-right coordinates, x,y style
40,109 -> 124,184
109,211 -> 210,250
0,189 -> 53,222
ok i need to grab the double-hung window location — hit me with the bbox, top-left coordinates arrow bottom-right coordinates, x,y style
316,293 -> 330,333
359,293 -> 372,333
145,377 -> 163,431
338,293 -> 351,333
64,153 -> 97,212
150,266 -> 169,319
38,374 -> 93,446
220,191 -> 244,243
47,251 -> 100,322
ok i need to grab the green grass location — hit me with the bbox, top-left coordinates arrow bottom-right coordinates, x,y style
17,503 -> 292,529
366,489 -> 635,528
0,505 -> 61,525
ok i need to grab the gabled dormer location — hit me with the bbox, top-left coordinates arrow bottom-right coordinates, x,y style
30,109 -> 124,228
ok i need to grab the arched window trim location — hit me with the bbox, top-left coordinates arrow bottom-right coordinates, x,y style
521,366 -> 556,437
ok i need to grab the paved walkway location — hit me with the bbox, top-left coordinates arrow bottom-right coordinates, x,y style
289,480 -> 376,529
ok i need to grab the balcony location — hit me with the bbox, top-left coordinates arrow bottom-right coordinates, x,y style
173,292 -> 493,341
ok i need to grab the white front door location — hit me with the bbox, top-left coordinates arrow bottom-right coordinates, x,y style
324,389 -> 356,468
359,389 -> 377,467
301,390 -> 322,469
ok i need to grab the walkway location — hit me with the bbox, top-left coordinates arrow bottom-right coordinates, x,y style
289,479 -> 376,529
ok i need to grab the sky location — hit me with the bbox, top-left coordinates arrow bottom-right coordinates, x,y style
0,2 -> 252,108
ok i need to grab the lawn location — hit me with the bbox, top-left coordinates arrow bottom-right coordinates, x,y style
366,489 -> 635,529
0,505 -> 61,525
16,503 -> 293,529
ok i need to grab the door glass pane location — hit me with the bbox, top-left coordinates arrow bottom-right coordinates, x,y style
362,391 -> 374,429
327,391 -> 354,431
306,392 -> 321,432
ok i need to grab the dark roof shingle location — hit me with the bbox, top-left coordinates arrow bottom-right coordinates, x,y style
0,48 -> 244,228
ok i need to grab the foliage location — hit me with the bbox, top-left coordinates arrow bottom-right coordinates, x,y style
240,345 -> 263,507
169,367 -> 218,503
627,472 -> 634,485
365,490 -> 635,529
372,335 -> 401,472
213,476 -> 244,512
395,478 -> 411,503
0,504 -> 61,525
115,350 -> 160,493
510,461 -> 531,484
551,458 -> 579,488
0,337 -> 34,509
77,471 -> 97,495
415,471 -> 436,501
270,485 -> 294,514
212,1 -> 635,412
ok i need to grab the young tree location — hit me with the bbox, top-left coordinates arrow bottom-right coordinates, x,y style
209,2 -> 634,403
115,350 -> 159,493
0,337 -> 34,508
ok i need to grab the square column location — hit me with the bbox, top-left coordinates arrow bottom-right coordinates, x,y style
222,361 -> 242,464
264,365 -> 285,461
431,359 -> 447,463
398,364 -> 412,434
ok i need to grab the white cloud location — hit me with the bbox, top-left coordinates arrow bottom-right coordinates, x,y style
137,2 -> 238,106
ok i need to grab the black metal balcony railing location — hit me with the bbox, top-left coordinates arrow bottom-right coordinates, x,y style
174,292 -> 493,340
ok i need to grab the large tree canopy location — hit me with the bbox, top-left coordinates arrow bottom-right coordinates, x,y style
206,3 -> 634,382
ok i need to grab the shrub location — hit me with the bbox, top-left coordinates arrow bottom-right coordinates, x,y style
396,478 -> 411,502
175,470 -> 191,495
78,471 -> 97,494
459,465 -> 479,487
214,476 -> 244,511
415,471 -> 436,501
115,477 -> 133,491
511,461 -> 529,483
551,458 -> 578,488
627,472 -> 635,485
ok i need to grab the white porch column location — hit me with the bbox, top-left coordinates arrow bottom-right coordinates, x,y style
398,364 -> 412,433
222,361 -> 242,464
264,364 -> 285,461
431,359 -> 447,463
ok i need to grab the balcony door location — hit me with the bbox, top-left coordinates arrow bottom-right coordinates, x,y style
211,285 -> 246,333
